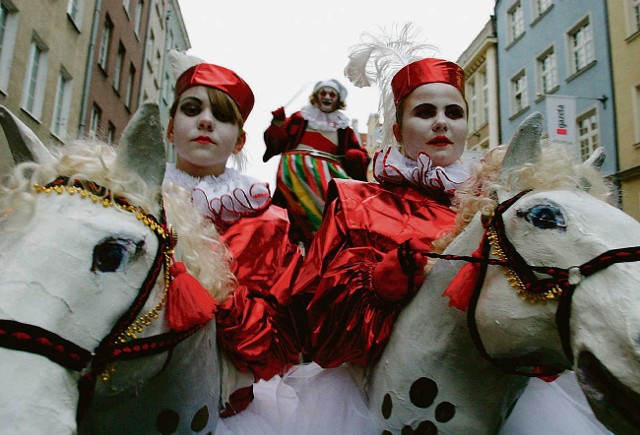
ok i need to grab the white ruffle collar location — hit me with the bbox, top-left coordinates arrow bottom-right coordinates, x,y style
300,104 -> 350,131
373,146 -> 472,194
163,163 -> 271,226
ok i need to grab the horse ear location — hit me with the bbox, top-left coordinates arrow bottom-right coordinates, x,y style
579,147 -> 606,192
0,105 -> 54,165
584,147 -> 605,170
498,112 -> 544,200
116,102 -> 166,190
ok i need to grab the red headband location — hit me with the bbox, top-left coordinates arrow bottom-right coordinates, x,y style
175,63 -> 255,121
391,58 -> 465,105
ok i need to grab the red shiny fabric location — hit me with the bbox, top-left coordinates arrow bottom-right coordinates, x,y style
216,205 -> 303,380
391,58 -> 465,104
293,179 -> 456,368
175,63 -> 254,121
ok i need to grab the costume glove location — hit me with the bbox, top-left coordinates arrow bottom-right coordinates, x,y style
271,106 -> 286,122
372,239 -> 431,302
342,148 -> 369,181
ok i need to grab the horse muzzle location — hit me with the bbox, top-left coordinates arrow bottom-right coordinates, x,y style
576,351 -> 640,435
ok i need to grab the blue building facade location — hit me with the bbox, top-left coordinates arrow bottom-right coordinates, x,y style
495,0 -> 617,176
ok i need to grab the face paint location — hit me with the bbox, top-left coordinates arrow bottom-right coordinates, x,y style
316,86 -> 340,113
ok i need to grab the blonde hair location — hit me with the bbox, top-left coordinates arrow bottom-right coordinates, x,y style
0,139 -> 235,302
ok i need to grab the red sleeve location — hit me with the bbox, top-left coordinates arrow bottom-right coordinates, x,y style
262,112 -> 306,162
341,127 -> 370,181
292,195 -> 406,368
216,284 -> 299,380
216,207 -> 303,380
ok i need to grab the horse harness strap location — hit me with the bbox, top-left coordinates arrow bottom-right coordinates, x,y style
424,190 -> 640,376
0,177 -> 206,422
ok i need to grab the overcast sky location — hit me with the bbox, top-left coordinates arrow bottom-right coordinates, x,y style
177,0 -> 495,185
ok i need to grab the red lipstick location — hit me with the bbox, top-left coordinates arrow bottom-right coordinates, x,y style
427,136 -> 453,147
193,136 -> 213,144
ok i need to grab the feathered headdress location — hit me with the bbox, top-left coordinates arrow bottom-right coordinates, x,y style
344,23 -> 436,149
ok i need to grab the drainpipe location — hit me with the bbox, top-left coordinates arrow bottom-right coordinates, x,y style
78,0 -> 102,138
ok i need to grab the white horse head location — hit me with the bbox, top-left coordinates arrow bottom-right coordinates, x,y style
0,104 -> 242,434
367,112 -> 640,434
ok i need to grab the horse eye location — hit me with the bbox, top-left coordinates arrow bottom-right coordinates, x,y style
518,205 -> 566,231
92,238 -> 143,273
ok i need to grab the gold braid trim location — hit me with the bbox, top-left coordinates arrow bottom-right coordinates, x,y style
486,226 -> 562,304
33,182 -> 174,381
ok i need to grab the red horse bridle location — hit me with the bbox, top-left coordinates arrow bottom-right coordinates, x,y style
0,177 -> 206,422
426,190 -> 640,376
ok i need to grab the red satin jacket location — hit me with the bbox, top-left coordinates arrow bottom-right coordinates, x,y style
292,179 -> 456,368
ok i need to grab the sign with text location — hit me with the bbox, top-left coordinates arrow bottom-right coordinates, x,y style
545,95 -> 577,144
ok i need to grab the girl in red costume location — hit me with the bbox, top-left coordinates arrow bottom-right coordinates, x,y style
162,50 -> 302,417
292,26 -> 611,435
292,56 -> 472,369
263,80 -> 370,249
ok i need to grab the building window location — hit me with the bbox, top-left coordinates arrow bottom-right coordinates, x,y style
577,109 -> 599,161
568,18 -> 594,74
0,2 -> 17,92
106,122 -> 116,144
125,64 -> 136,109
123,0 -> 131,17
481,71 -> 489,124
22,37 -> 49,119
146,30 -> 155,71
98,18 -> 113,70
113,43 -> 125,92
468,82 -> 478,132
163,71 -> 171,103
631,0 -> 640,34
511,70 -> 528,114
537,47 -> 558,94
134,0 -> 143,38
89,104 -> 102,137
51,67 -> 72,138
466,69 -> 489,133
533,0 -> 552,18
508,1 -> 525,44
155,49 -> 161,83
66,0 -> 84,29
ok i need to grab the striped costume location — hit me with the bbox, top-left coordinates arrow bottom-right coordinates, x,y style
263,107 -> 369,248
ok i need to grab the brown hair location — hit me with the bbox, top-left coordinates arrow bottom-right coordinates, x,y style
170,87 -> 245,133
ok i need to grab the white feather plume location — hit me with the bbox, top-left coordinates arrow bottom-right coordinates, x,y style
344,23 -> 436,149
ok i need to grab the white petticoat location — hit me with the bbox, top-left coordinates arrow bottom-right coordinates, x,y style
499,371 -> 612,435
215,362 -> 376,435
216,365 -> 611,434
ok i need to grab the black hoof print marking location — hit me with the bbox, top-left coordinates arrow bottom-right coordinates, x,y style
380,377 -> 455,434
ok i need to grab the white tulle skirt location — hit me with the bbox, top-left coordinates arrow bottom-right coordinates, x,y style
499,371 -> 612,434
216,365 -> 611,435
215,362 -> 376,435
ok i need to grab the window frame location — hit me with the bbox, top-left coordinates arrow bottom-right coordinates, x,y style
507,1 -> 525,44
533,0 -> 553,19
89,103 -> 102,137
567,17 -> 595,75
50,66 -> 73,139
577,107 -> 600,162
21,35 -> 49,120
98,17 -> 113,71
113,43 -> 125,93
537,46 -> 558,95
511,69 -> 529,115
0,1 -> 18,93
